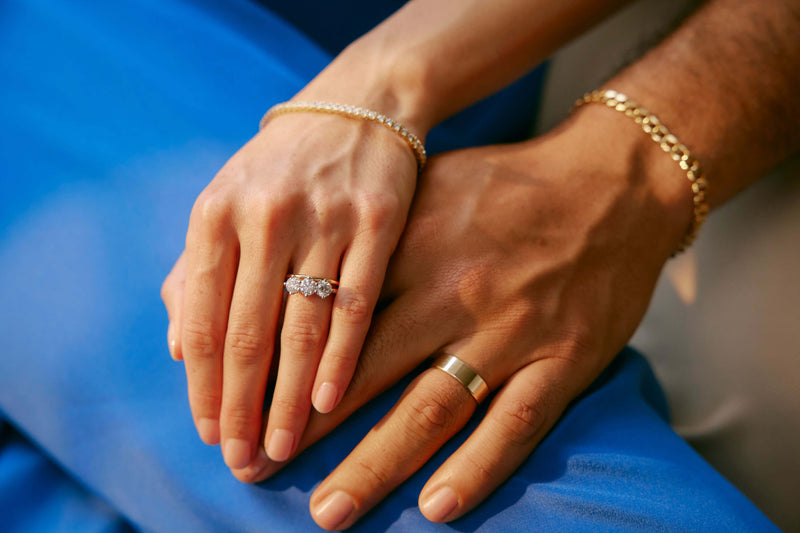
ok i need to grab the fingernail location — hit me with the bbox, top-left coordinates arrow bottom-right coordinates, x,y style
249,447 -> 269,473
232,448 -> 272,483
169,339 -> 179,361
421,486 -> 459,523
197,418 -> 220,445
314,382 -> 339,414
167,323 -> 177,360
223,438 -> 252,470
314,491 -> 355,530
266,429 -> 295,462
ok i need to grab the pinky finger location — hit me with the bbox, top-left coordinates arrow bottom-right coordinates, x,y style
418,357 -> 589,523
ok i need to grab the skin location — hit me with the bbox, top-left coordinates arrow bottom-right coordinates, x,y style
163,0 -> 634,472
161,0 -> 800,529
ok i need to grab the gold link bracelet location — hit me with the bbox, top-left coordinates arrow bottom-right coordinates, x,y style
260,101 -> 427,172
573,90 -> 709,253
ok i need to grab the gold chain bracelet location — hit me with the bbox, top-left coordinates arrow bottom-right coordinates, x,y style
572,89 -> 709,253
260,101 -> 427,172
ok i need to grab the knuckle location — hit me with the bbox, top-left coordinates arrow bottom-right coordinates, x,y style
358,193 -> 400,232
333,291 -> 372,326
403,388 -> 460,437
222,404 -> 258,431
282,319 -> 326,355
496,398 -> 546,447
270,395 -> 307,421
225,326 -> 267,366
320,348 -> 357,372
451,262 -> 492,304
182,319 -> 223,360
555,326 -> 597,361
190,387 -> 222,414
191,189 -> 232,231
461,449 -> 494,486
544,327 -> 596,371
351,456 -> 391,487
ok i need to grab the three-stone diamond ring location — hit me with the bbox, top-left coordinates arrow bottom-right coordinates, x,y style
284,274 -> 339,299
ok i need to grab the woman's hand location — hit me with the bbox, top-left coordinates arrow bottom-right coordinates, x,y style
159,0 -> 650,480
163,108 -> 418,471
237,106 -> 692,528
161,0 -> 800,523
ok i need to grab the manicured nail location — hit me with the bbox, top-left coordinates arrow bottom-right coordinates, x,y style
197,418 -> 220,445
232,448 -> 272,483
420,486 -> 459,523
167,323 -> 177,360
314,382 -> 339,414
266,429 -> 295,462
314,491 -> 355,530
223,438 -> 252,470
249,447 -> 270,473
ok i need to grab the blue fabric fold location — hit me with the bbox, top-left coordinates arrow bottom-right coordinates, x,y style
0,0 -> 776,531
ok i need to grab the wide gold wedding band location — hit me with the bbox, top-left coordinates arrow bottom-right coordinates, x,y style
432,354 -> 489,404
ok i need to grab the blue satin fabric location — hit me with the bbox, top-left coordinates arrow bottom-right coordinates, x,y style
0,1 -> 776,531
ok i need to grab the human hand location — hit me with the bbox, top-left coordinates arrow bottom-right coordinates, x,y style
162,103 -> 419,472
245,106 -> 692,528
162,103 -> 694,527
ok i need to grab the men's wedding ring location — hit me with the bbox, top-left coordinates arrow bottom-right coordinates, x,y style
432,354 -> 489,403
284,274 -> 339,299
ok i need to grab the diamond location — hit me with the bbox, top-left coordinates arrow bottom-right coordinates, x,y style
284,277 -> 301,294
299,277 -> 316,297
316,280 -> 334,298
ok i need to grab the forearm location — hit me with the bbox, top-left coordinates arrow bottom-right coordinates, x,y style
296,0 -> 633,135
606,0 -> 800,210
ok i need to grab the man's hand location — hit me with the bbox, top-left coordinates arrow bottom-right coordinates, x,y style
225,106 -> 691,528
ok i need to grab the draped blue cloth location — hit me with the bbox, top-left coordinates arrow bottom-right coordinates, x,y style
0,0 -> 776,531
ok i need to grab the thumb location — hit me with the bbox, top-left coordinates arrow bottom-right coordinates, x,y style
161,251 -> 187,361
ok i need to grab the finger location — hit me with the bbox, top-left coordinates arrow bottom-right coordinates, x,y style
161,252 -> 186,361
311,233 -> 394,414
233,289 -> 449,483
264,248 -> 340,462
307,341 -> 501,531
310,368 -> 474,530
218,246 -> 286,470
418,357 -> 591,523
181,203 -> 238,445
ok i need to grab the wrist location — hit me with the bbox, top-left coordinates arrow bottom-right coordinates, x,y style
560,103 -> 696,258
293,35 -> 434,139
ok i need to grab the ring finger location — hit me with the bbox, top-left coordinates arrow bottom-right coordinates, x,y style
418,357 -> 586,523
308,341 -> 500,530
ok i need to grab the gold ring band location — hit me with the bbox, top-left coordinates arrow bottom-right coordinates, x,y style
432,354 -> 489,403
